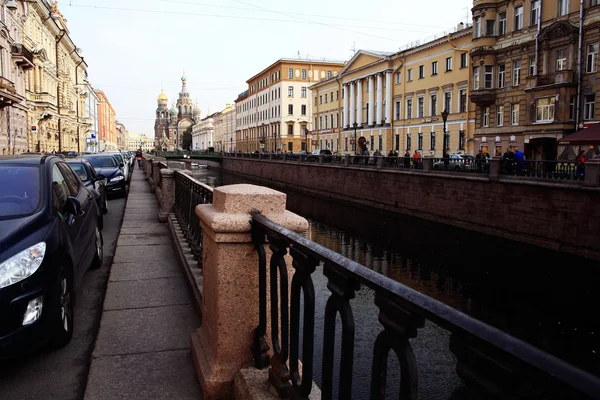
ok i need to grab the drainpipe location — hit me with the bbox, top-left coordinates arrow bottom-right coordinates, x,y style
575,0 -> 584,130
335,75 -> 342,153
535,1 -> 541,76
75,55 -> 84,154
7,106 -> 12,154
55,29 -> 66,152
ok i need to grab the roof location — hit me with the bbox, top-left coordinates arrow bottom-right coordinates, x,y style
0,155 -> 47,165
246,58 -> 346,83
557,123 -> 600,144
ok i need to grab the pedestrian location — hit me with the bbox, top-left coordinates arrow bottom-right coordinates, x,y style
135,148 -> 143,169
443,150 -> 450,170
502,148 -> 513,174
412,150 -> 421,169
514,147 -> 525,175
403,150 -> 411,169
575,150 -> 586,180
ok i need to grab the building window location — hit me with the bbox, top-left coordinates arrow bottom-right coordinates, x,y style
482,106 -> 490,127
395,72 -> 401,84
325,95 -> 328,104
330,93 -> 333,102
288,104 -> 293,115
484,66 -> 494,88
301,87 -> 307,98
459,130 -> 466,150
445,57 -> 453,71
514,6 -> 523,30
336,90 -> 339,100
431,61 -> 438,75
301,69 -> 306,80
395,134 -> 399,151
330,114 -> 333,127
460,53 -> 468,68
587,43 -> 598,73
288,86 -> 294,97
417,97 -> 424,118
499,12 -> 507,35
511,103 -> 519,125
536,97 -> 555,122
288,124 -> 294,135
529,57 -> 536,76
592,0 -> 599,6
498,64 -> 505,88
486,20 -> 495,36
288,68 -> 294,79
301,105 -> 307,115
430,132 -> 436,150
418,132 -> 423,150
496,105 -> 504,126
473,66 -> 480,89
406,134 -> 412,150
406,99 -> 413,119
378,135 -> 382,150
370,135 -> 374,151
584,95 -> 595,120
444,92 -> 452,113
531,0 -> 540,26
459,89 -> 467,112
366,103 -> 370,123
407,69 -> 413,81
474,17 -> 481,38
570,96 -> 576,120
419,65 -> 424,79
430,94 -> 437,116
395,101 -> 400,120
512,60 -> 521,86
344,137 -> 348,151
559,0 -> 570,16
556,49 -> 567,71
319,95 -> 322,104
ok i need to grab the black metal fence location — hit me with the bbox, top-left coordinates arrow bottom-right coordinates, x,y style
501,160 -> 581,181
174,171 -> 213,264
250,213 -> 600,400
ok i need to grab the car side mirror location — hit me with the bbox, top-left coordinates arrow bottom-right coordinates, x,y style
119,163 -> 124,168
96,174 -> 106,181
64,197 -> 83,216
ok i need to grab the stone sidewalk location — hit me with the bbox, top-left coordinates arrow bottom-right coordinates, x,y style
84,167 -> 202,399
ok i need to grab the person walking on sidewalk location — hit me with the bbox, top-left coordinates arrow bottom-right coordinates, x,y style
135,149 -> 143,169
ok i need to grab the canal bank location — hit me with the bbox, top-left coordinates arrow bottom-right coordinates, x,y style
190,167 -> 600,398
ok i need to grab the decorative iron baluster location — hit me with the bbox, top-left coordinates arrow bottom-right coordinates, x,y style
370,292 -> 424,400
321,264 -> 360,400
289,247 -> 318,398
251,221 -> 270,369
267,234 -> 291,394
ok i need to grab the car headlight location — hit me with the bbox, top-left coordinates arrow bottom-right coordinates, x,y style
0,242 -> 46,289
110,175 -> 124,182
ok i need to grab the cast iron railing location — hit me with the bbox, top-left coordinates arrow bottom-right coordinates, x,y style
501,160 -> 581,180
174,170 -> 213,263
251,213 -> 600,399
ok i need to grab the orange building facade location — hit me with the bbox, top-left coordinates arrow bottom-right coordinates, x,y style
96,90 -> 117,151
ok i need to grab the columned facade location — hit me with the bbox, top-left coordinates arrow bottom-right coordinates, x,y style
376,73 -> 383,126
368,76 -> 375,126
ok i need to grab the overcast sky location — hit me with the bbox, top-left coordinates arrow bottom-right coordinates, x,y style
60,0 -> 472,135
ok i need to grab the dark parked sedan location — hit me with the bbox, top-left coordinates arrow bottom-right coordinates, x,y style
0,155 -> 103,358
66,158 -> 108,230
84,154 -> 127,198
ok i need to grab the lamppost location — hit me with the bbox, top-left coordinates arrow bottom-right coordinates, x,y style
352,122 -> 358,154
304,127 -> 309,152
442,109 -> 450,153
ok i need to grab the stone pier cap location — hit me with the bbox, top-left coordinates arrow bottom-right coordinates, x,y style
196,184 -> 308,237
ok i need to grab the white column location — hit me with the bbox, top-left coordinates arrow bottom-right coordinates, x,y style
356,79 -> 363,126
343,83 -> 349,128
368,76 -> 375,126
349,81 -> 356,127
385,71 -> 392,125
376,73 -> 383,125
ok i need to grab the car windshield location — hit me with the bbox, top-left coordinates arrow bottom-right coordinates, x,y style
0,165 -> 41,219
68,162 -> 89,181
111,154 -> 124,163
86,156 -> 117,168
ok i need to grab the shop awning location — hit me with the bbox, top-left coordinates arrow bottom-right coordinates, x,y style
557,123 -> 600,145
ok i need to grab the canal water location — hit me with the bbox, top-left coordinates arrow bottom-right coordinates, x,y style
192,167 -> 600,399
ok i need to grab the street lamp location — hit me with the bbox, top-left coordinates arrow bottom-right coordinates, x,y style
442,109 -> 450,153
352,122 -> 358,154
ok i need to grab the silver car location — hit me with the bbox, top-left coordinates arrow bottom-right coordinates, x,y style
433,154 -> 477,171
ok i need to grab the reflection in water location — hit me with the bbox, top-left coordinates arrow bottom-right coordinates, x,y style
193,169 -> 600,397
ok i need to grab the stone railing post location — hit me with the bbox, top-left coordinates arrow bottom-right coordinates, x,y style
584,160 -> 600,187
376,156 -> 384,170
190,184 -> 308,399
345,154 -> 351,166
157,169 -> 176,222
145,158 -> 153,181
269,153 -> 273,161
318,155 -> 324,164
422,158 -> 433,172
489,156 -> 502,179
151,160 -> 162,193
282,153 -> 287,162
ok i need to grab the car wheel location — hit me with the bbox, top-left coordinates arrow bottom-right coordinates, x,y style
91,227 -> 103,270
48,265 -> 74,348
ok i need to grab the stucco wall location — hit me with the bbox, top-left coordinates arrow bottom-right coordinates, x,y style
219,158 -> 600,261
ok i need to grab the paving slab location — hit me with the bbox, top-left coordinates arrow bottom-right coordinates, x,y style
84,350 -> 201,400
122,208 -> 158,215
109,261 -> 183,282
93,304 -> 199,357
120,225 -> 170,235
117,232 -> 169,246
122,213 -> 159,223
113,244 -> 177,264
104,276 -> 190,310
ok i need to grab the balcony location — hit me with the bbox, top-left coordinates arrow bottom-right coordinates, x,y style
11,44 -> 35,70
0,76 -> 24,108
32,92 -> 57,105
470,89 -> 496,105
525,70 -> 577,91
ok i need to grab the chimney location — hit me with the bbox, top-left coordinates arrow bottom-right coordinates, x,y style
457,22 -> 465,31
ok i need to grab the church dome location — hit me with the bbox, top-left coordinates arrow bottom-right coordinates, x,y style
170,106 -> 178,115
157,90 -> 168,102
193,104 -> 201,115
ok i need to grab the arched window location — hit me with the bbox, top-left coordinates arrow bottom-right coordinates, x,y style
184,105 -> 188,114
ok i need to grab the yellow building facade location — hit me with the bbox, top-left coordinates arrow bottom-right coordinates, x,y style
235,58 -> 345,153
311,27 -> 476,157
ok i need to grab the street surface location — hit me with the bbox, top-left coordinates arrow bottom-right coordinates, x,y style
0,194 -> 127,400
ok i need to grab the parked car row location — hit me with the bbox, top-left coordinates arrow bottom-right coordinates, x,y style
0,149 -> 133,359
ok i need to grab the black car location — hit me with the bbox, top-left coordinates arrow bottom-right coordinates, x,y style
84,154 -> 126,198
66,158 -> 108,230
0,155 -> 103,357
105,152 -> 131,183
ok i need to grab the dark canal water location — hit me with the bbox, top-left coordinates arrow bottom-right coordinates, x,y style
192,168 -> 600,399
